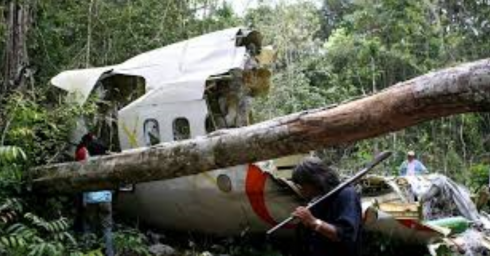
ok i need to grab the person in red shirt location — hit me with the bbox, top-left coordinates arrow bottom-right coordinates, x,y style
75,133 -> 92,161
76,132 -> 108,160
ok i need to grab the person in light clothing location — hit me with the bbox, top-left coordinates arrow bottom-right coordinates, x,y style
399,151 -> 428,176
76,133 -> 114,256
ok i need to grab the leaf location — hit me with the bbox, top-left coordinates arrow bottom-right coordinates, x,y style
6,223 -> 26,234
0,146 -> 26,164
9,236 -> 17,248
63,232 -> 77,246
1,237 -> 10,247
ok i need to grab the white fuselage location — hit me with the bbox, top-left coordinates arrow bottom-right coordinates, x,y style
117,164 -> 300,235
116,95 -> 301,235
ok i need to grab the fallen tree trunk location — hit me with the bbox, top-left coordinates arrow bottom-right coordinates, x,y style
31,59 -> 490,193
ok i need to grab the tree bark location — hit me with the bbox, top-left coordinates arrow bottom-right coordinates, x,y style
31,59 -> 490,194
3,1 -> 30,93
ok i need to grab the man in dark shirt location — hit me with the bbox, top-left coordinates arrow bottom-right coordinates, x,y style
291,157 -> 362,256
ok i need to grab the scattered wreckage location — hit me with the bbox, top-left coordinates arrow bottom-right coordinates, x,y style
250,156 -> 490,254
360,173 -> 490,255
31,27 -> 490,254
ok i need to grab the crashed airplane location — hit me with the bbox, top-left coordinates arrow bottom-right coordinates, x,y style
37,27 -> 490,253
49,27 -> 297,234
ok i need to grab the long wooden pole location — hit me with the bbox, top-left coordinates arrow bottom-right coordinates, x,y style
267,151 -> 392,235
31,59 -> 490,193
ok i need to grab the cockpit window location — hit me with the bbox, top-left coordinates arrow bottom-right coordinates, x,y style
173,118 -> 191,141
144,119 -> 160,146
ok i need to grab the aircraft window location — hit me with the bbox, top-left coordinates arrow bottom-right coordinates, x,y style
173,118 -> 191,141
217,174 -> 232,193
144,119 -> 160,146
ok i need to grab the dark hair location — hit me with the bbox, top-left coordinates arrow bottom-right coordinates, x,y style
76,133 -> 91,150
77,133 -> 107,156
81,133 -> 94,145
292,156 -> 340,193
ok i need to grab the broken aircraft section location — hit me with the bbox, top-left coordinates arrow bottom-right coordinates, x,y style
48,27 -> 490,255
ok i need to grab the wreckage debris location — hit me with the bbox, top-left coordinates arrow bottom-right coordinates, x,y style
426,217 -> 470,235
361,173 -> 490,255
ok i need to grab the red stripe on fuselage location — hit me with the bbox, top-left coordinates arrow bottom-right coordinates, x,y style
397,219 -> 438,233
245,164 -> 294,228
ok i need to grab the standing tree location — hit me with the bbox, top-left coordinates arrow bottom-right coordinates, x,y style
2,0 -> 31,94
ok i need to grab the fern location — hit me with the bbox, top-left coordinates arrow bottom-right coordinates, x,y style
0,198 -> 23,226
0,146 -> 26,164
0,98 -> 113,255
113,228 -> 151,255
0,146 -> 26,187
24,213 -> 69,234
0,145 -> 94,256
0,198 -> 23,213
67,248 -> 104,256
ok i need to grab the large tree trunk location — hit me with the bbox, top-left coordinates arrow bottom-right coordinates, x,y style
31,59 -> 490,194
3,1 -> 30,93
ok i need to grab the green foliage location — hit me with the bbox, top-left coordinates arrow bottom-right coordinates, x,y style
0,145 -> 120,256
0,145 -> 85,256
0,213 -> 75,256
2,91 -> 92,166
0,146 -> 26,195
469,164 -> 490,189
246,0 -> 490,182
247,1 -> 328,120
113,228 -> 150,256
227,245 -> 281,256
0,143 -> 149,256
0,146 -> 26,165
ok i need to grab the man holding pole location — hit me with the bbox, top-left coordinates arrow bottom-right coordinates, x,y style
291,157 -> 362,256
